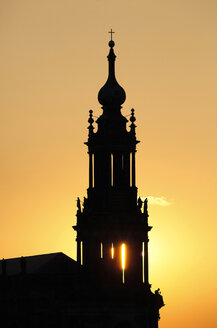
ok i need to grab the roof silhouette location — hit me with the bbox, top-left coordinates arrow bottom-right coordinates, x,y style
0,252 -> 78,275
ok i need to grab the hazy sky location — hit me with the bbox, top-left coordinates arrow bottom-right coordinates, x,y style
0,1 -> 217,328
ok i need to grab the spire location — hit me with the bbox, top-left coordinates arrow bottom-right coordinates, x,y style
98,31 -> 126,109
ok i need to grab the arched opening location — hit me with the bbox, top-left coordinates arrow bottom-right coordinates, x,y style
100,243 -> 103,259
121,243 -> 126,284
111,242 -> 114,259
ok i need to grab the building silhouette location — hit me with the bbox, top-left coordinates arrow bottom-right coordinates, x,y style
0,34 -> 164,327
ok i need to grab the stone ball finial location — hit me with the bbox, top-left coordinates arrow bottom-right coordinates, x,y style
88,110 -> 94,125
130,108 -> 136,123
108,40 -> 115,48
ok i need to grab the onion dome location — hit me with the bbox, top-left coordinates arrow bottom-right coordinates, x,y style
98,36 -> 126,108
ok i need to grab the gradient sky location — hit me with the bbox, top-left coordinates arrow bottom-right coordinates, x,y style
0,1 -> 217,328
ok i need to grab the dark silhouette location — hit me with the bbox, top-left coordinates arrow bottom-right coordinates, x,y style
74,31 -> 164,327
138,197 -> 143,210
20,256 -> 26,275
1,258 -> 6,276
0,32 -> 164,327
155,289 -> 164,308
76,197 -> 81,213
144,197 -> 148,215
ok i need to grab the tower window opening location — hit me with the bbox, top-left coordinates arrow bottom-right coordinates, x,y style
81,241 -> 83,266
130,152 -> 132,186
111,154 -> 113,187
121,243 -> 126,284
111,243 -> 114,259
100,243 -> 103,259
142,242 -> 145,283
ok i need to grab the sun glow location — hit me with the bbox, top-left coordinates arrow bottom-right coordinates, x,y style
121,243 -> 126,269
111,243 -> 114,259
121,243 -> 126,284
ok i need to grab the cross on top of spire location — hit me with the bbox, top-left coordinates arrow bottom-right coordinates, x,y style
109,29 -> 115,40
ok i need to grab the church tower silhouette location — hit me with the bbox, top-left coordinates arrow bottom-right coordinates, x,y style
73,31 -> 164,327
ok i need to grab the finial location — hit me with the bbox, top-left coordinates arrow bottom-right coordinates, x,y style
130,108 -> 136,123
143,198 -> 148,216
88,110 -> 94,137
130,108 -> 136,135
138,197 -> 143,210
98,31 -> 126,108
108,29 -> 115,48
77,197 -> 81,214
88,110 -> 94,125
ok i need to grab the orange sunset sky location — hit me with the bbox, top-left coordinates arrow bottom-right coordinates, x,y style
0,1 -> 217,328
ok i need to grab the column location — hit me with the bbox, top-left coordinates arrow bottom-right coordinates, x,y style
77,239 -> 81,265
144,234 -> 150,288
89,153 -> 93,188
132,151 -> 135,187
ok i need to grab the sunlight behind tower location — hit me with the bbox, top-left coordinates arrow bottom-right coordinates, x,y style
121,243 -> 126,284
111,243 -> 114,259
101,243 -> 103,259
